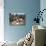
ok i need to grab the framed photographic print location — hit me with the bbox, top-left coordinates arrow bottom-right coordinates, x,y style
9,13 -> 26,26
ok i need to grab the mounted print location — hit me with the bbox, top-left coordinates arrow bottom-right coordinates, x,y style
9,13 -> 26,26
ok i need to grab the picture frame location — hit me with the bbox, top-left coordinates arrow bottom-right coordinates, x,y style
9,13 -> 26,26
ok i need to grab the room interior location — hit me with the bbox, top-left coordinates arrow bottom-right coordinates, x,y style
0,0 -> 46,46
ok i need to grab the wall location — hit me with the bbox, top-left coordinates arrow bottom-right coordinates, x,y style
40,0 -> 46,45
40,0 -> 46,27
4,0 -> 40,42
0,0 -> 4,42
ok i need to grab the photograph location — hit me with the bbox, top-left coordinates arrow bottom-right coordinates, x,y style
9,13 -> 26,26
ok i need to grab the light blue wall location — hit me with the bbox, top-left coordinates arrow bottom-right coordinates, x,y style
40,0 -> 46,44
4,0 -> 40,42
40,0 -> 46,27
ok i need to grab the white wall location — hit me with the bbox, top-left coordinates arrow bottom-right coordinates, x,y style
0,0 -> 4,42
